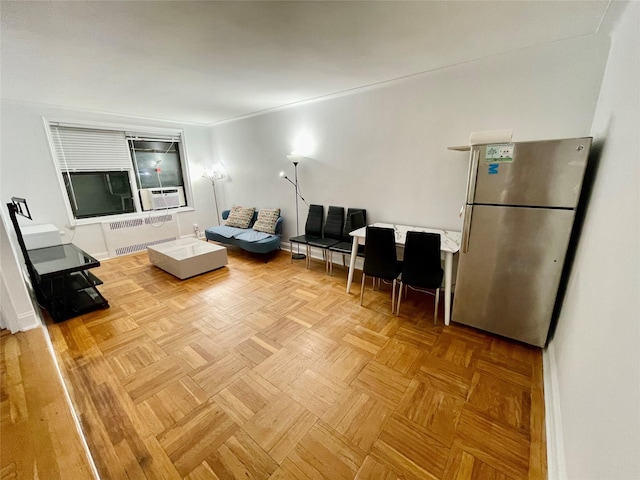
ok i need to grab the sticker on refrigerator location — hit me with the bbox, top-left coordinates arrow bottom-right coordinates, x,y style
484,143 -> 514,162
488,164 -> 499,174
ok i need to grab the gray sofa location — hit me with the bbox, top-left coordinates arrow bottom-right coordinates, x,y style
204,209 -> 283,255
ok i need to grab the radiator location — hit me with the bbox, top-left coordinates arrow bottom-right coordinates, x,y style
101,214 -> 179,257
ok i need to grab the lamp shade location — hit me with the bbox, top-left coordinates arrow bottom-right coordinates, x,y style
286,154 -> 304,164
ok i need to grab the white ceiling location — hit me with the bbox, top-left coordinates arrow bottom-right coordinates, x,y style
1,1 -> 611,125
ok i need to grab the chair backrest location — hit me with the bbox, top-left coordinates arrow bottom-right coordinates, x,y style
402,231 -> 442,288
305,204 -> 324,236
323,206 -> 344,240
342,208 -> 367,241
363,226 -> 398,280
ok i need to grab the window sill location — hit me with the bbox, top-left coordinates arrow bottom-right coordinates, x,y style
71,206 -> 195,227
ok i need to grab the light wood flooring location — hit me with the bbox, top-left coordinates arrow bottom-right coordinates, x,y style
4,245 -> 546,479
0,327 -> 96,479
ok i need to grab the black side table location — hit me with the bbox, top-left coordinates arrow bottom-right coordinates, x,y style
28,243 -> 109,322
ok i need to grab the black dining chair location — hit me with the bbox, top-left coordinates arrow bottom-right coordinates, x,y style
289,204 -> 323,267
396,231 -> 444,324
307,206 -> 344,272
328,208 -> 366,275
360,226 -> 402,314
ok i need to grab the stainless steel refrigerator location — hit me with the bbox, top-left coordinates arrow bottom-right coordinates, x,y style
452,137 -> 591,347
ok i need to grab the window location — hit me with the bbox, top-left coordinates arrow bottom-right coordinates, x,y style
63,171 -> 134,218
49,123 -> 188,220
129,139 -> 187,211
130,140 -> 184,189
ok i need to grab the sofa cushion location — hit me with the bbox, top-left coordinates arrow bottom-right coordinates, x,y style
252,208 -> 281,235
208,225 -> 248,239
225,205 -> 255,228
235,230 -> 273,242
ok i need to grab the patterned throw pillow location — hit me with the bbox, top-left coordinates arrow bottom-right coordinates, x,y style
225,205 -> 255,229
252,208 -> 281,235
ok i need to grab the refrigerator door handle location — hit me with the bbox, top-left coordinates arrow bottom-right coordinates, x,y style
462,205 -> 473,253
466,148 -> 480,204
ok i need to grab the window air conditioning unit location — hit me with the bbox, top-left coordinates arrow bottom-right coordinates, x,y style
139,187 -> 186,211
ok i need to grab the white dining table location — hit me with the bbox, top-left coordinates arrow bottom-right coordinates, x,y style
346,223 -> 462,325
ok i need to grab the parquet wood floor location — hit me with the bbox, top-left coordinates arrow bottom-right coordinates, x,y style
26,246 -> 547,478
0,327 -> 95,479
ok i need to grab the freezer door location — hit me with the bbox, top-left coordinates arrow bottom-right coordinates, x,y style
473,138 -> 591,208
452,205 -> 575,347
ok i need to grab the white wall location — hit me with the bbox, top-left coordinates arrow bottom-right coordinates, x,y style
547,3 -> 640,478
1,33 -> 610,256
0,212 -> 40,332
0,101 -> 219,258
210,34 -> 610,240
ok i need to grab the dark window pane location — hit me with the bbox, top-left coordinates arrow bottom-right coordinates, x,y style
64,172 -> 134,219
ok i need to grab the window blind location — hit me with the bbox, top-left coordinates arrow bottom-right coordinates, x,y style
50,126 -> 132,172
125,132 -> 182,143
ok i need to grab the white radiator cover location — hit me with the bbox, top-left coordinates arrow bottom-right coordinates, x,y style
101,214 -> 179,257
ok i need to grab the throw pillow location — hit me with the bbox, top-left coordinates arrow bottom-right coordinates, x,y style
225,205 -> 255,229
252,208 -> 280,235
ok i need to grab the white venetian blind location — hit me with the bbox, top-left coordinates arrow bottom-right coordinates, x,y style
125,131 -> 182,143
50,125 -> 132,172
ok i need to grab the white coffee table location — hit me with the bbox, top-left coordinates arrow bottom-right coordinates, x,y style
147,238 -> 227,279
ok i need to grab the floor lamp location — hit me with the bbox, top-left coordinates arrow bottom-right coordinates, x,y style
280,154 -> 308,260
203,169 -> 224,226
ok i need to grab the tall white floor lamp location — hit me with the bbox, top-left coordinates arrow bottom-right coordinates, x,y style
203,168 -> 224,226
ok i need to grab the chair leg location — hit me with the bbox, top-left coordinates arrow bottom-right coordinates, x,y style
391,279 -> 397,314
360,273 -> 366,306
434,287 -> 440,325
396,281 -> 403,316
290,243 -> 294,264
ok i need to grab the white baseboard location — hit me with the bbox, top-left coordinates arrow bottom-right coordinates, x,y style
0,309 -> 40,333
0,273 -> 40,333
93,251 -> 111,261
543,342 -> 566,480
15,310 -> 40,332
